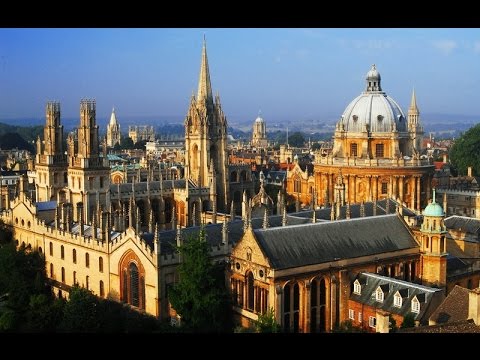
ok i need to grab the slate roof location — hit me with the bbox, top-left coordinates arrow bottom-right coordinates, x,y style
429,285 -> 469,325
110,179 -> 189,194
253,214 -> 419,270
349,272 -> 443,323
36,201 -> 57,211
445,216 -> 480,236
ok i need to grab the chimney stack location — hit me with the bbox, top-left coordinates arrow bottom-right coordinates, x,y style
468,288 -> 480,325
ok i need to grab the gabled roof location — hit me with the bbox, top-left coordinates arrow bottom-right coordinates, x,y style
349,272 -> 442,322
445,216 -> 480,235
253,214 -> 418,270
429,285 -> 469,325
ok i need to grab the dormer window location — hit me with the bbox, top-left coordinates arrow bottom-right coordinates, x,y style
394,292 -> 402,308
376,287 -> 384,302
411,297 -> 420,313
354,280 -> 361,295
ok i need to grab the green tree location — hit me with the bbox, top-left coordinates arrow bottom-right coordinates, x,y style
311,142 -> 322,151
0,219 -> 13,245
120,136 -> 134,150
168,227 -> 232,332
253,307 -> 280,333
449,123 -> 480,177
401,313 -> 415,329
60,285 -> 99,332
288,132 -> 305,148
389,315 -> 398,333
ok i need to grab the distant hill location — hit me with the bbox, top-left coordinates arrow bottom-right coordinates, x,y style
0,122 -> 43,151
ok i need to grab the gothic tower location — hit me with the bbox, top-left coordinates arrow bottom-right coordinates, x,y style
252,112 -> 267,148
67,99 -> 111,223
106,107 -> 121,147
184,38 -> 229,212
419,189 -> 447,289
35,101 -> 68,202
407,89 -> 424,155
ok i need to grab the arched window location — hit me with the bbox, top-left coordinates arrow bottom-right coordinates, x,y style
49,242 -> 53,256
73,271 -> 76,285
246,272 -> 254,311
86,275 -> 89,290
72,249 -> 77,264
100,280 -> 105,297
310,278 -> 327,333
50,263 -> 54,278
61,267 -> 65,283
85,253 -> 90,268
129,263 -> 139,307
60,245 -> 64,260
294,178 -> 301,193
99,257 -> 104,273
350,143 -> 358,157
283,282 -> 300,333
38,246 -> 42,254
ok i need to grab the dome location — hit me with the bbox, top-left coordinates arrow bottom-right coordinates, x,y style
366,64 -> 381,82
423,201 -> 444,217
423,190 -> 444,217
337,65 -> 406,133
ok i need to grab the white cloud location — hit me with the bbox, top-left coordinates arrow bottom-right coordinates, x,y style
352,39 -> 393,50
432,40 -> 457,55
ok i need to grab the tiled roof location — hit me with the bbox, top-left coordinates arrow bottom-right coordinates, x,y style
429,285 -> 469,325
349,272 -> 443,323
254,214 -> 419,270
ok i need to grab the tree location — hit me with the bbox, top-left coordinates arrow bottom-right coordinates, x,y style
120,136 -> 134,150
168,227 -> 232,332
60,285 -> 99,332
253,307 -> 280,333
401,313 -> 415,329
311,142 -> 322,151
288,132 -> 305,148
0,219 -> 13,245
449,123 -> 480,177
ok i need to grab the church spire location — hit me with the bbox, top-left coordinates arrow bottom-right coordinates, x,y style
409,88 -> 419,114
197,36 -> 213,104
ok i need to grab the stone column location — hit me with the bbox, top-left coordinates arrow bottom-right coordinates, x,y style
328,173 -> 334,205
399,176 -> 404,203
345,175 -> 349,204
389,175 -> 393,198
373,176 -> 378,201
304,280 -> 311,333
366,175 -> 371,202
426,175 -> 431,203
353,175 -> 357,203
393,176 -> 398,200
275,285 -> 283,327
330,274 -> 337,331
417,176 -> 421,212
410,177 -> 415,211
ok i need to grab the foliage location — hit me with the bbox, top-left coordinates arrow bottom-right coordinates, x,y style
119,136 -> 134,149
168,227 -> 233,332
389,315 -> 398,333
333,320 -> 364,333
401,313 -> 416,329
288,131 -> 306,148
0,132 -> 34,152
253,307 -> 280,333
134,139 -> 148,149
311,142 -> 322,151
59,285 -> 99,332
0,219 -> 13,245
0,122 -> 43,151
449,123 -> 480,177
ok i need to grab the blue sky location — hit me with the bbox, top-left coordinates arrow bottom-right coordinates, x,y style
1,28 -> 479,126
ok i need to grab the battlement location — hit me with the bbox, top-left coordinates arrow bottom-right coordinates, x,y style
46,101 -> 61,115
80,99 -> 96,112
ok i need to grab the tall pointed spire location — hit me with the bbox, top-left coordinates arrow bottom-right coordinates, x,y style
197,36 -> 213,104
409,88 -> 419,113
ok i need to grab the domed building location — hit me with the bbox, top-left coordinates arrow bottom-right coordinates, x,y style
313,65 -> 434,213
251,112 -> 268,148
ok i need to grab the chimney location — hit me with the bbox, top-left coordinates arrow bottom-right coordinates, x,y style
468,166 -> 473,177
468,288 -> 480,325
375,309 -> 390,333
